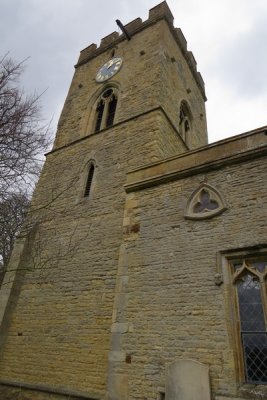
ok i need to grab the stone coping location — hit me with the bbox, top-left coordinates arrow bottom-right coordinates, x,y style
124,126 -> 267,192
75,1 -> 206,99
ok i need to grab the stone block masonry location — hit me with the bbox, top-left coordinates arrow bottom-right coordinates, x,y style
0,1 -> 266,400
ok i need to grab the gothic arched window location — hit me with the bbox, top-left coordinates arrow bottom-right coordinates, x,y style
94,88 -> 118,132
231,258 -> 267,384
84,163 -> 95,197
179,101 -> 192,147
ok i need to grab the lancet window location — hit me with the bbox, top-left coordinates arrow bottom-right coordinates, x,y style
84,163 -> 95,198
179,101 -> 192,146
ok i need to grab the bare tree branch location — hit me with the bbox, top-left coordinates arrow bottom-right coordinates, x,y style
0,54 -> 51,201
0,192 -> 30,284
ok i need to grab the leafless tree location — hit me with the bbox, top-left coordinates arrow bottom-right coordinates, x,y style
0,192 -> 30,283
0,54 -> 51,283
0,54 -> 50,201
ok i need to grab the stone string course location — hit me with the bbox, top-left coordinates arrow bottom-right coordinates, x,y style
0,2 -> 266,400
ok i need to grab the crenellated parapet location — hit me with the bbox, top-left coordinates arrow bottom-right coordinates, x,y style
76,1 -> 206,99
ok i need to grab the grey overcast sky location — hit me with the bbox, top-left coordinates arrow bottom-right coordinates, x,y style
1,0 -> 267,144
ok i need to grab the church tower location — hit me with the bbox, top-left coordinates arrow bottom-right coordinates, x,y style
0,2 -> 209,400
53,2 -> 207,154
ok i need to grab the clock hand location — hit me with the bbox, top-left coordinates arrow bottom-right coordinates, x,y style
106,60 -> 114,69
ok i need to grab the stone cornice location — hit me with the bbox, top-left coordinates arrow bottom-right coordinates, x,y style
124,126 -> 267,192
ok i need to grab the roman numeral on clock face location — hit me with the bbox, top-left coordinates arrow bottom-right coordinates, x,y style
96,57 -> 123,83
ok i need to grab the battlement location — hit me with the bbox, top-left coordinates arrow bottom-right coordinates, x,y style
76,1 -> 206,99
77,2 -> 174,64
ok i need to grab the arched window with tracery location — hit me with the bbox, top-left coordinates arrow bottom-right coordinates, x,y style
231,258 -> 267,384
179,101 -> 192,147
94,88 -> 118,132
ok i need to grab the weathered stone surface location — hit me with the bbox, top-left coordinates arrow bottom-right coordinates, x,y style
111,323 -> 129,334
0,2 -> 266,400
165,360 -> 211,400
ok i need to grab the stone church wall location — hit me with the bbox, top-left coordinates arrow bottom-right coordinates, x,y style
119,131 -> 267,400
0,2 -> 266,400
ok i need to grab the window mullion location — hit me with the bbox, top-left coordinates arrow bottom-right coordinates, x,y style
101,99 -> 109,130
260,276 -> 267,329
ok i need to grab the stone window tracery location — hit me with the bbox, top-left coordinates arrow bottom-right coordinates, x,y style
230,257 -> 267,384
185,183 -> 226,220
94,88 -> 118,132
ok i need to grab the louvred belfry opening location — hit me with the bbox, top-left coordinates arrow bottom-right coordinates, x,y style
95,100 -> 105,132
84,164 -> 95,197
93,88 -> 118,132
106,94 -> 117,127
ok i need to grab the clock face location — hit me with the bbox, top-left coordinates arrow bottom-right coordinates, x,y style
96,57 -> 122,83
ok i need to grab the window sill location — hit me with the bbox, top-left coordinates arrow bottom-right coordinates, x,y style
237,383 -> 267,399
